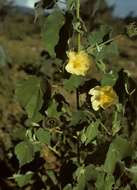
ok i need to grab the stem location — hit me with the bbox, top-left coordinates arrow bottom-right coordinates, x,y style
76,0 -> 80,19
76,0 -> 81,165
76,0 -> 81,52
75,0 -> 80,110
75,0 -> 80,111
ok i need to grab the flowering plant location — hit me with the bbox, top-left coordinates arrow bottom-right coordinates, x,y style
9,0 -> 137,189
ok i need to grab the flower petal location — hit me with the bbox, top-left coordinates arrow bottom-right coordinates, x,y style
89,85 -> 118,111
91,100 -> 100,111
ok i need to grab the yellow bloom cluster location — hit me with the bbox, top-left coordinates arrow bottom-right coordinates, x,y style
65,51 -> 92,76
89,86 -> 118,111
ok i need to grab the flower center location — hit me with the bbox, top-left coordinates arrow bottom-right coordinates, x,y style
100,94 -> 112,104
73,60 -> 81,69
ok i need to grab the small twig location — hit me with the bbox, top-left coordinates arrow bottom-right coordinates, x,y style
99,122 -> 112,136
87,35 -> 122,53
85,110 -> 112,136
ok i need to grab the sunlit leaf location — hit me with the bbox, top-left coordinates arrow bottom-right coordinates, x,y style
63,75 -> 84,91
81,121 -> 99,145
35,128 -> 51,145
112,107 -> 123,136
75,174 -> 86,190
104,136 -> 132,174
95,172 -> 105,190
67,0 -> 76,10
105,174 -> 115,190
74,165 -> 98,190
42,11 -> 65,56
46,99 -> 61,118
15,141 -> 35,166
95,42 -> 119,61
15,76 -> 43,121
95,172 -> 114,190
74,166 -> 86,190
63,184 -> 72,190
101,72 -> 118,86
47,170 -> 58,185
88,25 -> 112,47
96,60 -> 106,73
126,165 -> 137,187
84,164 -> 98,181
13,172 -> 33,187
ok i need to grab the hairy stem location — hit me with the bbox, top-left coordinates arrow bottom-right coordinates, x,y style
76,0 -> 81,165
76,0 -> 81,52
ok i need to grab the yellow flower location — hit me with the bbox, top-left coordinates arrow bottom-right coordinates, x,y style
65,51 -> 92,76
89,86 -> 118,111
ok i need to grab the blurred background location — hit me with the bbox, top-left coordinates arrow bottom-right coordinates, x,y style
5,0 -> 137,18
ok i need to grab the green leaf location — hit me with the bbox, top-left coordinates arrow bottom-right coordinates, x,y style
74,165 -> 98,190
101,72 -> 118,86
105,174 -> 115,190
74,166 -> 86,190
63,75 -> 84,91
15,76 -> 43,121
112,106 -> 123,136
33,143 -> 42,153
104,136 -> 132,174
15,141 -> 35,166
75,174 -> 86,190
13,172 -> 33,187
84,164 -> 98,181
95,172 -> 105,190
88,31 -> 103,47
94,42 -> 119,61
81,121 -> 99,145
47,171 -> 58,185
46,99 -> 61,118
35,128 -> 51,145
126,165 -> 137,187
67,0 -> 76,10
96,60 -> 106,73
63,184 -> 72,190
42,11 -> 65,56
88,25 -> 112,47
25,89 -> 42,119
95,173 -> 114,190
